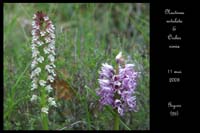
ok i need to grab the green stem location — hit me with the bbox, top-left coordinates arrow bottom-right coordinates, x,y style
39,44 -> 49,130
41,87 -> 49,130
113,56 -> 120,130
41,113 -> 49,130
114,110 -> 120,130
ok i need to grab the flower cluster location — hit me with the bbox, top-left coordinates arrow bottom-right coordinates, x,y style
30,11 -> 57,114
97,52 -> 138,116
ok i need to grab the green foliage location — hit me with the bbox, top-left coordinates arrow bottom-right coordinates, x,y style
4,3 -> 149,130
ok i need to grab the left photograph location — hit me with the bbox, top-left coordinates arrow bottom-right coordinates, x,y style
4,3 -> 149,130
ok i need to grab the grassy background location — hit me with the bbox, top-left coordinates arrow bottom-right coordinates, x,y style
3,3 -> 149,130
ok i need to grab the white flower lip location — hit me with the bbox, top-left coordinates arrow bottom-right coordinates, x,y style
31,83 -> 38,91
37,56 -> 44,63
44,16 -> 49,21
47,75 -> 54,83
48,97 -> 57,107
41,107 -> 49,114
43,47 -> 50,54
45,85 -> 53,93
40,31 -> 46,37
39,80 -> 46,87
48,54 -> 55,62
32,50 -> 40,58
34,67 -> 41,76
114,81 -> 121,87
30,94 -> 38,102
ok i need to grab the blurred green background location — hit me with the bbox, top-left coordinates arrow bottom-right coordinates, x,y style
4,3 -> 149,130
